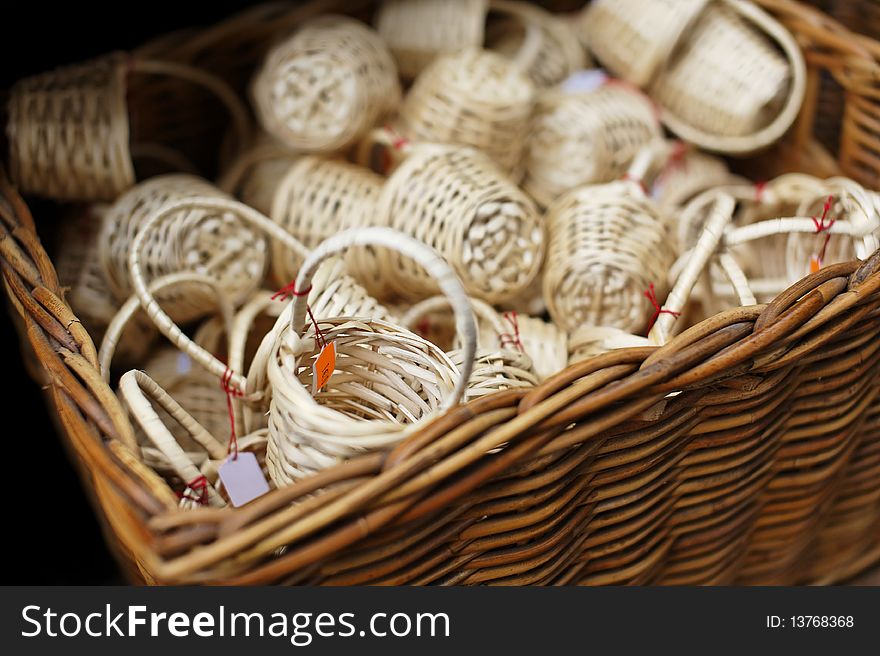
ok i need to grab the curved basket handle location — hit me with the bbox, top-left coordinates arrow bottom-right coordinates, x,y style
131,58 -> 252,159
488,0 -> 547,72
99,272 -> 235,382
649,191 -> 736,344
399,294 -> 506,349
119,370 -> 226,507
288,227 -> 478,409
128,196 -> 310,393
657,0 -> 807,154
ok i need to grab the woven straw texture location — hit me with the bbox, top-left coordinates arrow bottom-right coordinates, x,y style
523,84 -> 661,207
397,49 -> 536,177
251,15 -> 400,153
375,0 -> 489,78
98,175 -> 268,324
5,0 -> 880,587
486,0 -> 588,87
581,0 -> 806,153
6,53 -> 251,201
357,144 -> 544,304
543,180 -> 675,334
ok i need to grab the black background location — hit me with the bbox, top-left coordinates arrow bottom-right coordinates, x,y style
0,0 -> 288,585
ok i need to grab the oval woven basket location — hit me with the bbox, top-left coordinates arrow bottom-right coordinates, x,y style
5,53 -> 251,201
580,0 -> 808,154
250,15 -> 401,153
4,0 -> 880,586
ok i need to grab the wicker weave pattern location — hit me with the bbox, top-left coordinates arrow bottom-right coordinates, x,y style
265,228 -> 476,485
375,0 -> 489,78
486,0 -> 588,87
6,53 -> 134,201
99,175 -> 267,324
543,181 -> 675,334
582,0 -> 805,153
263,156 -> 385,288
361,145 -> 544,304
6,0 -> 880,588
398,50 -> 536,177
651,3 -> 791,138
523,85 -> 661,207
251,15 -> 400,153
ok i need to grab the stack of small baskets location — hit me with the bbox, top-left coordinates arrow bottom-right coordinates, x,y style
2,0 -> 880,585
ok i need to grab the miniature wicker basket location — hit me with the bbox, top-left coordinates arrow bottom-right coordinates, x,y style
523,82 -> 661,207
257,156 -> 385,289
568,191 -> 738,361
397,49 -> 536,177
650,144 -> 743,213
263,227 -> 477,485
580,0 -> 807,153
375,0 -> 489,79
5,53 -> 251,202
485,0 -> 588,87
353,144 -> 544,305
99,175 -> 268,324
250,15 -> 401,153
400,295 -> 539,401
543,175 -> 675,335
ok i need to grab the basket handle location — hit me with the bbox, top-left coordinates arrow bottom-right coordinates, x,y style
119,369 -> 226,507
98,271 -> 235,382
399,294 -> 506,350
657,0 -> 807,154
287,227 -> 478,409
130,58 -> 253,159
648,191 -> 736,344
488,0 -> 547,72
128,196 -> 310,393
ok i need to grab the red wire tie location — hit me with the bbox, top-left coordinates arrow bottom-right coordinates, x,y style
811,195 -> 836,267
176,475 -> 209,505
499,311 -> 525,353
384,124 -> 409,151
754,180 -> 767,203
645,283 -> 680,333
220,367 -> 244,460
270,280 -> 327,349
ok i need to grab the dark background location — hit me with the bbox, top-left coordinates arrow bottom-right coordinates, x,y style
0,0 -> 278,585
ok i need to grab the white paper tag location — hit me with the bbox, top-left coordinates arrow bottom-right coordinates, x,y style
560,69 -> 608,94
218,452 -> 270,507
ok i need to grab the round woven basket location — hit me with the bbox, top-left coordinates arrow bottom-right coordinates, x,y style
523,82 -> 661,207
375,0 -> 489,79
485,0 -> 588,87
400,295 -> 539,401
99,175 -> 268,324
255,156 -> 385,289
580,0 -> 807,153
5,53 -> 251,202
568,191 -> 738,361
543,178 -> 675,334
262,227 -> 478,485
397,49 -> 536,178
356,144 -> 544,305
250,15 -> 401,153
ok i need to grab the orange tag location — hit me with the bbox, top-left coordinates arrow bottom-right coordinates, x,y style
809,255 -> 821,273
312,341 -> 336,394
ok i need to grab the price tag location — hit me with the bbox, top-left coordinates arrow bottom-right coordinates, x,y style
312,341 -> 336,394
810,255 -> 821,273
218,452 -> 270,507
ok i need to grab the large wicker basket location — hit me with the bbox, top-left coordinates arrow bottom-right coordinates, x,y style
3,0 -> 880,585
